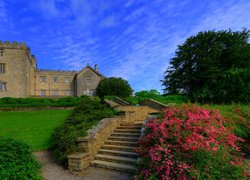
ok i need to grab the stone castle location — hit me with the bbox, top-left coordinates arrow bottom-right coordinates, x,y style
0,41 -> 105,98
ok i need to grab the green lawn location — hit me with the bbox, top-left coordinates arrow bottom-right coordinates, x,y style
0,110 -> 72,151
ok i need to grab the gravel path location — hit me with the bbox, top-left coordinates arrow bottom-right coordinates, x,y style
34,151 -> 133,180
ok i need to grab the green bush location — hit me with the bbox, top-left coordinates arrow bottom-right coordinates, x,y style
124,90 -> 188,105
50,96 -> 116,166
0,97 -> 82,108
96,77 -> 133,98
0,138 -> 41,179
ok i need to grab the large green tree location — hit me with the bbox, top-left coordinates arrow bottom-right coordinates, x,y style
162,29 -> 250,103
96,77 -> 133,98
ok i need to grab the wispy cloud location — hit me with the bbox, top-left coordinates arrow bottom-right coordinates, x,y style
100,15 -> 117,27
0,0 -> 13,31
0,0 -> 7,22
192,0 -> 250,32
123,7 -> 145,22
104,0 -> 250,91
2,0 -> 250,92
123,0 -> 136,8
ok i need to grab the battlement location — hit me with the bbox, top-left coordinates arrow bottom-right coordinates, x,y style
37,69 -> 77,74
0,41 -> 27,49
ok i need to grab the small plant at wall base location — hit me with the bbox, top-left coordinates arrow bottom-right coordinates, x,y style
0,138 -> 41,179
50,96 -> 116,166
96,77 -> 133,98
135,104 -> 248,179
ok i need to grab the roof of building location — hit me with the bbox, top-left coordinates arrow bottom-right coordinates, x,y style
77,65 -> 105,78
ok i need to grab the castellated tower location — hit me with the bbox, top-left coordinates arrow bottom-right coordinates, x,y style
0,41 -> 37,98
0,41 -> 105,98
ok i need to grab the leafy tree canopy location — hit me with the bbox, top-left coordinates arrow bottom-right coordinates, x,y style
135,89 -> 161,98
96,77 -> 133,98
162,29 -> 250,104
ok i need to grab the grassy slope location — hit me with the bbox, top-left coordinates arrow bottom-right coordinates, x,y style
0,110 -> 72,151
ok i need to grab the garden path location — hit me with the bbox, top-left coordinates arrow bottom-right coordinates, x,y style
34,150 -> 133,180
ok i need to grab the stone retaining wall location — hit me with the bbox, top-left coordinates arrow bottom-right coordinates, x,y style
77,116 -> 125,156
67,102 -> 159,173
68,116 -> 125,172
140,98 -> 168,111
113,96 -> 130,106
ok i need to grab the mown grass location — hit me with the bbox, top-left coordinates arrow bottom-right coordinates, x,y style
0,110 -> 72,151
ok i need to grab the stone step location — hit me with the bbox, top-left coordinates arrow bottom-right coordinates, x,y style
108,136 -> 139,142
117,126 -> 142,129
111,132 -> 141,138
105,140 -> 138,147
101,144 -> 136,152
114,129 -> 141,133
94,154 -> 137,165
120,123 -> 143,127
90,160 -> 136,173
98,149 -> 138,158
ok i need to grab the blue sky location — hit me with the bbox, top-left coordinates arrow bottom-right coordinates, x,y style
0,0 -> 250,93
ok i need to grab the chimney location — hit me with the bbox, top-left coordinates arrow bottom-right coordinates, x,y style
94,64 -> 98,71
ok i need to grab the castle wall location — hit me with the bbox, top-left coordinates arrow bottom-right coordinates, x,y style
0,42 -> 35,98
0,41 -> 104,98
34,70 -> 77,97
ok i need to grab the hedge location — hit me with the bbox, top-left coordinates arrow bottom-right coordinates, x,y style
0,138 -> 41,179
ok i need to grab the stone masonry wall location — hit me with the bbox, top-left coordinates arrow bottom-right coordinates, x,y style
76,68 -> 103,97
0,41 -> 104,98
67,102 -> 159,173
34,70 -> 76,97
68,116 -> 125,172
0,46 -> 30,97
140,98 -> 169,111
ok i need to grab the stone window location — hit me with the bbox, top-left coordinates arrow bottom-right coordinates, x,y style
83,89 -> 93,96
40,76 -> 46,83
85,76 -> 92,84
53,89 -> 58,96
0,82 -> 7,92
40,90 -> 46,96
0,50 -> 4,56
64,77 -> 70,83
64,89 -> 70,96
53,76 -> 58,83
0,63 -> 5,74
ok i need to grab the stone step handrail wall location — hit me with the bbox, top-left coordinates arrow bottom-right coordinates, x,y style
68,99 -> 159,173
112,96 -> 130,106
140,98 -> 169,111
68,116 -> 125,172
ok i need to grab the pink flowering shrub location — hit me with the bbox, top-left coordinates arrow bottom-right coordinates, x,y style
135,104 -> 248,180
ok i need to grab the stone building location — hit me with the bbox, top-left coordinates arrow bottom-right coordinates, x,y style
0,41 -> 105,98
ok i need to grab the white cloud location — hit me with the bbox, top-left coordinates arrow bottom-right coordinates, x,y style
0,0 -> 7,21
38,0 -> 59,17
15,0 -> 250,93
123,7 -> 145,22
100,15 -> 116,27
195,0 -> 250,32
124,0 -> 135,8
0,0 -> 12,31
105,0 -> 250,92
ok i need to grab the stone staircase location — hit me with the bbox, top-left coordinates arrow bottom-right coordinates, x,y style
90,123 -> 142,173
